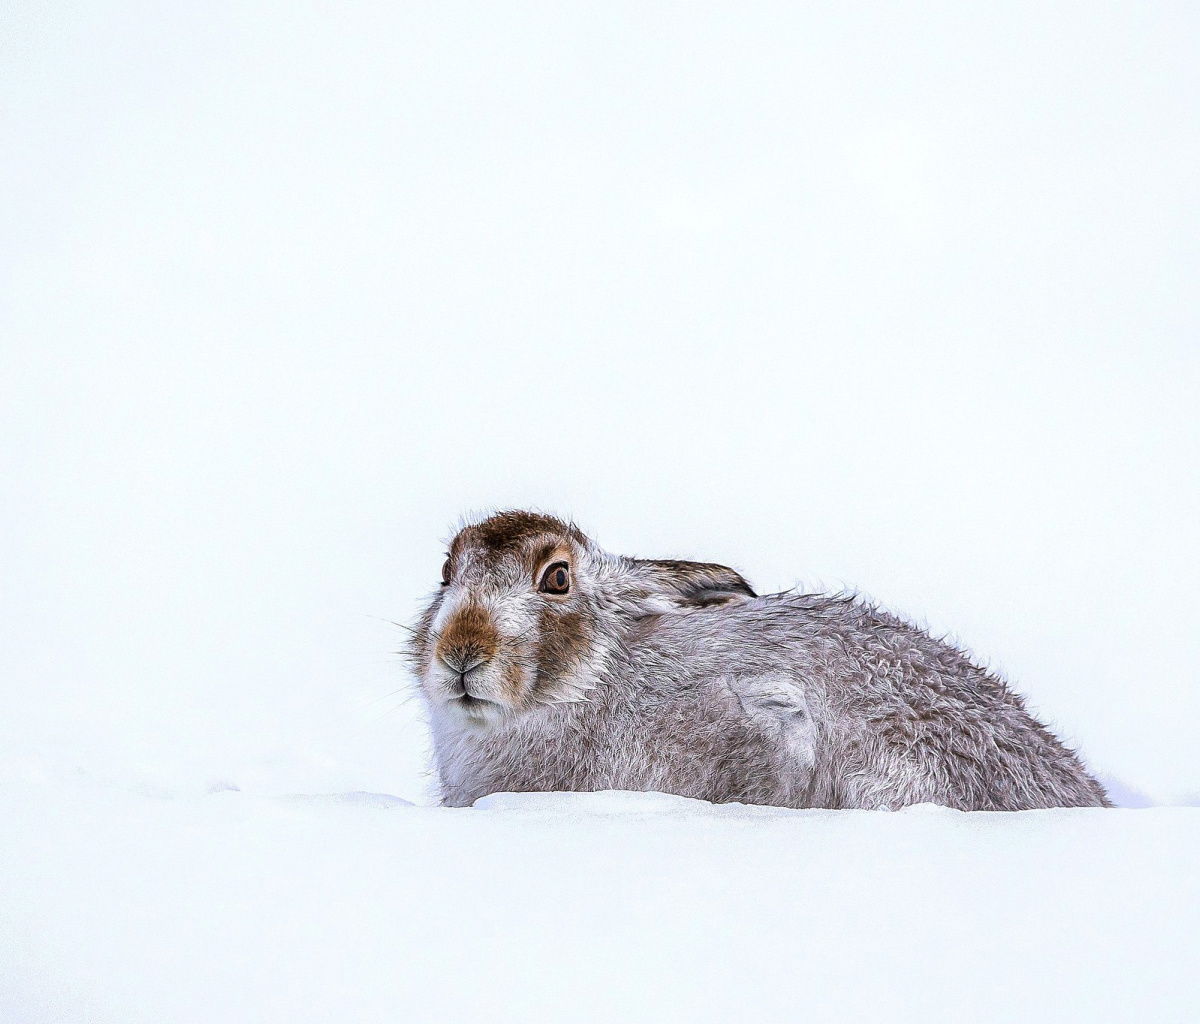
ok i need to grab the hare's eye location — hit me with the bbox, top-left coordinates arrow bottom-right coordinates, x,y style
440,558 -> 452,586
540,561 -> 570,595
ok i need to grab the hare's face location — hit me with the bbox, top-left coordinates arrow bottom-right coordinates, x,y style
410,513 -> 610,728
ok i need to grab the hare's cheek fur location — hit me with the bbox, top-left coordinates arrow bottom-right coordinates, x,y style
533,605 -> 592,689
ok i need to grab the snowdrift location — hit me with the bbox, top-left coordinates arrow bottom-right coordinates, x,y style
3,776 -> 1197,1023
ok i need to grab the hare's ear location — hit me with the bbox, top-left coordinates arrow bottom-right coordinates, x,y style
630,558 -> 756,612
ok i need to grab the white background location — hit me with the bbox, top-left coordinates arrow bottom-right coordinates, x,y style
3,2 -> 1198,804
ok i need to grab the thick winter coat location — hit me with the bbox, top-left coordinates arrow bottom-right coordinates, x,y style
409,511 -> 1109,810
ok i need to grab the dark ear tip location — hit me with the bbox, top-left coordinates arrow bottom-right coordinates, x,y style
636,558 -> 756,604
680,588 -> 754,608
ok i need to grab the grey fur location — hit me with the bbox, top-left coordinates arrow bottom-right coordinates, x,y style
409,512 -> 1109,811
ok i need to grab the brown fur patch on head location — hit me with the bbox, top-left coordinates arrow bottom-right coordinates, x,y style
528,538 -> 570,575
436,603 -> 499,671
500,658 -> 527,704
451,511 -> 588,561
535,605 -> 592,689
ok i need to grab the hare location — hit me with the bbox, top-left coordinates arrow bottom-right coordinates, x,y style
408,511 -> 1109,810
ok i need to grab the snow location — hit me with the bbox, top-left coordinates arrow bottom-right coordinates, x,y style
3,4 -> 1199,1020
3,775 -> 1197,1024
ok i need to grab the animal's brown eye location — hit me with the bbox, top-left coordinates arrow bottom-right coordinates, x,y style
441,558 -> 452,585
540,561 -> 570,595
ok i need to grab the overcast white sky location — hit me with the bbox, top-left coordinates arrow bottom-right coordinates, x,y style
2,2 -> 1197,802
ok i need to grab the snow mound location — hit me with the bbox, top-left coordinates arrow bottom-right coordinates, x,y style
3,776 -> 1197,1024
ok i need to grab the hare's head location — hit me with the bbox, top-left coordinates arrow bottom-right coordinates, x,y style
409,511 -> 756,728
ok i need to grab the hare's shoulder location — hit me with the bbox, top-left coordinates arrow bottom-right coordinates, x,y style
621,600 -> 826,720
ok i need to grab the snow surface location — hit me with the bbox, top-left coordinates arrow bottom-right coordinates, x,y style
3,773 -> 1198,1024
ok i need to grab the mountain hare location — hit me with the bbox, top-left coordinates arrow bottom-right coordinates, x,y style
409,511 -> 1109,810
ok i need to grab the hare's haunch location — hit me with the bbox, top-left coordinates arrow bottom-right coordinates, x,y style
409,511 -> 1109,810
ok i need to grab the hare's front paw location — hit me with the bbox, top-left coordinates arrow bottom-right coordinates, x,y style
727,673 -> 815,767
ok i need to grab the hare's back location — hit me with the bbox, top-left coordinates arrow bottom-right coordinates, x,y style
634,591 -> 1029,723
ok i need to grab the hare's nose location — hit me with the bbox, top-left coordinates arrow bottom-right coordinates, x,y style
439,649 -> 490,675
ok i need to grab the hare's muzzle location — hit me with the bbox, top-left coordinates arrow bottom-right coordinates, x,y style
434,604 -> 499,691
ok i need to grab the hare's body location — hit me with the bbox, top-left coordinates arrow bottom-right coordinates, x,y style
412,512 -> 1109,810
